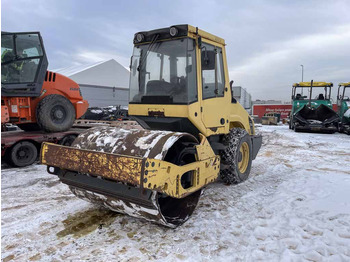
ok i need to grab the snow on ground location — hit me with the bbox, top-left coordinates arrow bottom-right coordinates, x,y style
1,125 -> 350,261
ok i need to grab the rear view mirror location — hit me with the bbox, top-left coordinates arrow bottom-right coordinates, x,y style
230,80 -> 234,89
201,50 -> 215,70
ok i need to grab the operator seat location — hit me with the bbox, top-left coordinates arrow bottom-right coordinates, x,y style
318,94 -> 325,100
21,61 -> 37,82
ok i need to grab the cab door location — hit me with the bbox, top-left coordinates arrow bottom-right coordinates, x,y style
200,42 -> 230,129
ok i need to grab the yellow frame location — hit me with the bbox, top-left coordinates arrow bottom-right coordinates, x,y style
41,133 -> 220,199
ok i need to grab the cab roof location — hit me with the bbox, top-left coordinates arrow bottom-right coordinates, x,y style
293,82 -> 333,87
187,25 -> 225,45
338,82 -> 350,87
134,24 -> 225,45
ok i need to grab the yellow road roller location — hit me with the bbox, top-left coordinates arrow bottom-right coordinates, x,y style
41,25 -> 262,227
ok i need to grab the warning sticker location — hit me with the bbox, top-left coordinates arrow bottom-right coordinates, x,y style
11,105 -> 18,113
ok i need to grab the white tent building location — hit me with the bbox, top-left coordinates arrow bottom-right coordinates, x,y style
54,59 -> 130,107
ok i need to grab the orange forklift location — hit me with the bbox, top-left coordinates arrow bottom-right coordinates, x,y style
1,31 -> 89,166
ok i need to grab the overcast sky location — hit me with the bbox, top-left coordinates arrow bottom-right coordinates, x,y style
2,0 -> 350,101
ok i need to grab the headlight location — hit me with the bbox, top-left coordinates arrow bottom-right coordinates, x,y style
169,27 -> 178,37
136,33 -> 144,43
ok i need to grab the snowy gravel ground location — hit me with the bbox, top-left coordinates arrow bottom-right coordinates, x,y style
1,125 -> 350,261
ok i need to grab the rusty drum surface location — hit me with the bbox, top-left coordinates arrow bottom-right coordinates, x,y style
71,126 -> 195,159
64,126 -> 201,227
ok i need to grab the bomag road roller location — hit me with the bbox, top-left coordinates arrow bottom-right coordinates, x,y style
40,25 -> 262,227
337,82 -> 350,134
289,80 -> 339,133
1,31 -> 88,132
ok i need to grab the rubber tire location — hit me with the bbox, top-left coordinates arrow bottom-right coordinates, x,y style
17,123 -> 41,131
37,95 -> 75,132
8,141 -> 38,167
290,117 -> 295,130
289,114 -> 295,130
289,118 -> 292,129
59,134 -> 77,146
290,122 -> 295,130
220,128 -> 253,185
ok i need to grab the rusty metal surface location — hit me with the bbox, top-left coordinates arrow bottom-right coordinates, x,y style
41,143 -> 143,186
41,140 -> 219,198
41,127 -> 219,197
71,126 -> 197,159
42,126 -> 206,227
73,120 -> 142,130
143,156 -> 220,198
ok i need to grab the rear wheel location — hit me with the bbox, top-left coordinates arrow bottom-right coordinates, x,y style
37,95 -> 76,132
8,141 -> 38,167
220,128 -> 253,184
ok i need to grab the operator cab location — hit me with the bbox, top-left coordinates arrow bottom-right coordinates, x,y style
337,83 -> 350,102
292,82 -> 333,102
128,25 -> 252,138
1,31 -> 48,97
129,25 -> 226,106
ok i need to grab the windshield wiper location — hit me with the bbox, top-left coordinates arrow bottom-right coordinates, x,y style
137,34 -> 160,72
138,49 -> 143,91
137,34 -> 160,90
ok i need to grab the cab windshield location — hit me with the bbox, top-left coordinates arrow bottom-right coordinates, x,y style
1,33 -> 44,84
129,38 -> 197,104
338,86 -> 350,101
293,86 -> 331,101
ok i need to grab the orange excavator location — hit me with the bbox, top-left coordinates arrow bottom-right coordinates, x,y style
1,31 -> 89,166
1,31 -> 88,132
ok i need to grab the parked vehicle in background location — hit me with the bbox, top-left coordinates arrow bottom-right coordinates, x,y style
337,82 -> 350,134
1,31 -> 88,132
81,105 -> 130,121
289,81 -> 339,133
262,112 -> 280,125
1,31 -> 88,167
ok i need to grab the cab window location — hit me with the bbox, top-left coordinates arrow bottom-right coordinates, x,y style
15,34 -> 43,58
201,43 -> 225,99
1,33 -> 44,84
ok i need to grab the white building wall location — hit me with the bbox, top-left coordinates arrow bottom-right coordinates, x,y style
232,86 -> 252,111
79,84 -> 129,107
54,59 -> 130,107
66,59 -> 129,88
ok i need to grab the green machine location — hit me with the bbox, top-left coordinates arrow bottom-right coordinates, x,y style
337,82 -> 350,134
289,80 -> 339,133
